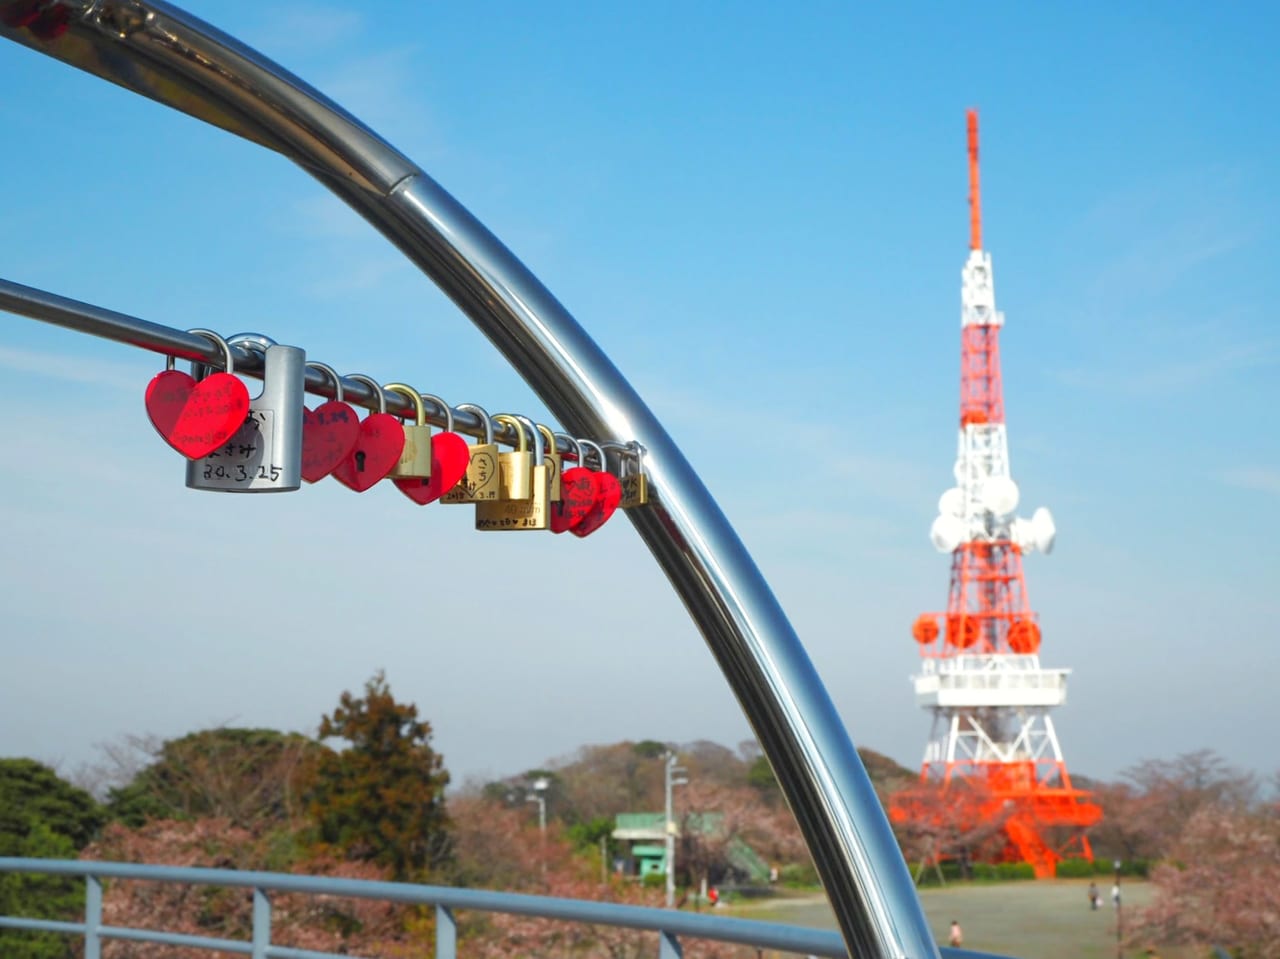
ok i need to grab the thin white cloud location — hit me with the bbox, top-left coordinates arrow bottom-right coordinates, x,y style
253,7 -> 366,57
1221,467 -> 1280,497
0,345 -> 140,392
1054,338 -> 1278,396
285,193 -> 372,241
1079,166 -> 1255,302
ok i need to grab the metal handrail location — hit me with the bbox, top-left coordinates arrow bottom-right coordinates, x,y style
0,859 -> 843,959
0,858 -> 1002,959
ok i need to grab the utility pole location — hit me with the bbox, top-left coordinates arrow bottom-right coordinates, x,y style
1114,859 -> 1123,959
664,751 -> 687,908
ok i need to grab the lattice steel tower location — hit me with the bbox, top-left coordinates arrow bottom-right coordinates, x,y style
908,110 -> 1100,876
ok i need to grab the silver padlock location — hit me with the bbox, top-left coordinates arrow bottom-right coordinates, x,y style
186,332 -> 305,493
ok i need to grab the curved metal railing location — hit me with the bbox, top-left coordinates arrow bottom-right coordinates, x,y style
0,4 -> 931,956
0,859 -> 1000,959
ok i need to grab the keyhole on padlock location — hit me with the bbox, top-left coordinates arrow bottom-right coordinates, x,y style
355,451 -> 367,472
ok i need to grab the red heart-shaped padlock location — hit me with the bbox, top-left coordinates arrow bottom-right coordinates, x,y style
331,412 -> 405,492
550,467 -> 599,533
571,472 -> 623,538
302,400 -> 361,483
144,369 -> 250,459
395,432 -> 472,505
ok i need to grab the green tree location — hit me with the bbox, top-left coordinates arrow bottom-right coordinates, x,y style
0,759 -> 101,959
0,759 -> 103,852
105,728 -> 317,829
305,672 -> 450,880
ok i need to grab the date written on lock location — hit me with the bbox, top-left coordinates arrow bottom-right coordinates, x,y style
441,403 -> 501,503
476,418 -> 550,531
475,488 -> 550,530
192,411 -> 288,490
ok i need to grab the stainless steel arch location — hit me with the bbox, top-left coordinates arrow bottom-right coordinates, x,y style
1,4 -> 937,957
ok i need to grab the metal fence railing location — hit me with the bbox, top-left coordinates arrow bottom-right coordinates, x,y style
0,857 -> 847,959
0,857 -> 1004,959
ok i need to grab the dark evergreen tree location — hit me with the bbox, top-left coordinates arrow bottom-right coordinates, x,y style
305,672 -> 450,880
0,759 -> 103,959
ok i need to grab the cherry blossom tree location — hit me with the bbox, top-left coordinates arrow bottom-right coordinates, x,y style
1126,803 -> 1280,958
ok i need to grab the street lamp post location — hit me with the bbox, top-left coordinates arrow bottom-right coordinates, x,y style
526,777 -> 550,878
528,777 -> 549,833
664,752 -> 687,908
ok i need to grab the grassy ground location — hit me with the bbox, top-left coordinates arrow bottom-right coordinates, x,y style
729,880 -> 1194,959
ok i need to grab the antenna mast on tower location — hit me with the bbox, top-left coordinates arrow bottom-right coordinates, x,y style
902,110 -> 1100,877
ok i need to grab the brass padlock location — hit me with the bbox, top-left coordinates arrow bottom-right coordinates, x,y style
535,423 -> 562,502
476,417 -> 549,531
186,331 -> 305,493
619,442 -> 650,508
384,383 -> 433,479
493,413 -> 532,501
441,403 -> 501,503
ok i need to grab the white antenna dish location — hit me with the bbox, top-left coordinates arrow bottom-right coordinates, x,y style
1031,506 -> 1056,554
982,476 -> 1020,516
930,514 -> 967,553
938,487 -> 965,518
1009,517 -> 1034,551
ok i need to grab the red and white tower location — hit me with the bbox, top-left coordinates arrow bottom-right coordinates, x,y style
908,111 -> 1100,876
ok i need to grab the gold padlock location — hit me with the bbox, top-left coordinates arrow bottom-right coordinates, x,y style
493,413 -> 532,501
475,417 -> 550,531
535,423 -> 562,502
384,383 -> 433,479
441,403 -> 501,503
619,441 -> 650,508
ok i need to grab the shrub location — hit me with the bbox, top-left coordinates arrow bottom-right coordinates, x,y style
777,863 -> 819,888
971,862 -> 1035,881
1055,858 -> 1096,878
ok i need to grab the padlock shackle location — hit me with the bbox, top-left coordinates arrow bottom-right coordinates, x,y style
535,423 -> 558,457
345,374 -> 387,414
186,328 -> 236,374
492,414 -> 527,454
227,332 -> 277,353
513,415 -> 544,467
455,403 -> 493,445
305,362 -> 345,403
602,440 -> 645,477
554,432 -> 580,465
420,393 -> 454,433
577,438 -> 606,472
383,382 -> 427,426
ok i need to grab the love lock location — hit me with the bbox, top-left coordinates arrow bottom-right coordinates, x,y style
550,434 -> 596,534
330,375 -> 405,492
394,392 -> 472,506
475,415 -> 549,531
185,332 -> 305,492
440,403 -> 501,504
300,362 -> 360,483
571,438 -> 622,538
144,328 -> 249,460
535,423 -> 562,503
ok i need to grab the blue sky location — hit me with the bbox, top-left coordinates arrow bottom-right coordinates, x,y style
0,2 -> 1276,792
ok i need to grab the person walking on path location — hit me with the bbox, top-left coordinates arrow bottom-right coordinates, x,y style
1112,882 -> 1122,908
949,920 -> 963,948
1088,881 -> 1099,910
